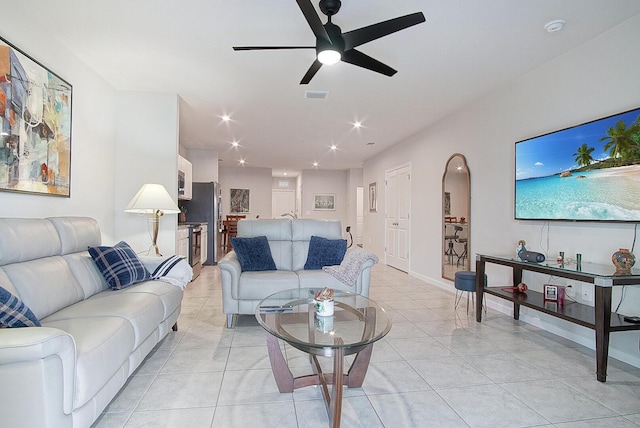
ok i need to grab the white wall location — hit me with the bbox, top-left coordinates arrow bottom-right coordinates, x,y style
114,92 -> 180,253
364,15 -> 640,367
219,166 -> 272,219
0,15 -> 118,239
301,169 -> 348,226
188,148 -> 219,182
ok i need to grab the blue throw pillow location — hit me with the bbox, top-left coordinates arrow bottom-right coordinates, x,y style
230,236 -> 277,272
89,241 -> 152,290
0,285 -> 41,328
304,236 -> 347,270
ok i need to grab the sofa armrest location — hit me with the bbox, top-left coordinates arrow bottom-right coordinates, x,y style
0,327 -> 76,415
219,251 -> 242,299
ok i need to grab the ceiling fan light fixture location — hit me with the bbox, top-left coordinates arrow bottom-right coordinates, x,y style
317,48 -> 341,65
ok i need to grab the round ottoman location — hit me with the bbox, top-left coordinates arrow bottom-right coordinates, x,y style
454,270 -> 487,314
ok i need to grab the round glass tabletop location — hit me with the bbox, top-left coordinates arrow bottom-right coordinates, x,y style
255,288 -> 392,353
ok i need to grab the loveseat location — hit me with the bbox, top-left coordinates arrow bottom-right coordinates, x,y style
0,217 -> 186,428
219,219 -> 376,328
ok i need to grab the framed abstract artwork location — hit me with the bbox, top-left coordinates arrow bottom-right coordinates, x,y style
230,188 -> 250,213
0,36 -> 73,197
369,182 -> 377,212
314,194 -> 335,211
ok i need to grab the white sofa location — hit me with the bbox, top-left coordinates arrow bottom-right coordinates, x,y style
0,217 -> 184,428
219,219 -> 375,328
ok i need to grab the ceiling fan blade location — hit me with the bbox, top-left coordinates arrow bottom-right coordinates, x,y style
342,12 -> 425,50
300,59 -> 323,85
342,49 -> 397,77
233,46 -> 315,51
296,0 -> 331,43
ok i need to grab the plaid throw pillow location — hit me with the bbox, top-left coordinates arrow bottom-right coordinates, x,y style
0,285 -> 41,328
89,241 -> 152,290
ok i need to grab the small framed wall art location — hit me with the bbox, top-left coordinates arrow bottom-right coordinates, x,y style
314,194 -> 335,211
369,182 -> 377,212
230,188 -> 250,213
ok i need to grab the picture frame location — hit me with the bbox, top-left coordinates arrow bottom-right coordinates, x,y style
0,36 -> 73,197
543,284 -> 558,301
230,188 -> 250,213
369,182 -> 377,212
314,193 -> 335,211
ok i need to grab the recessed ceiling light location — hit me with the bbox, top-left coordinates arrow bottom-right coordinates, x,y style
353,121 -> 362,128
330,144 -> 337,151
313,161 -> 319,167
239,158 -> 246,165
283,172 -> 288,176
544,19 -> 565,33
231,140 -> 239,148
221,114 -> 231,122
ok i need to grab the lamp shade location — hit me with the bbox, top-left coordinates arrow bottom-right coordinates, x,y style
124,184 -> 180,214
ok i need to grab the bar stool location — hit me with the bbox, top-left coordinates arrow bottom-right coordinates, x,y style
454,270 -> 487,314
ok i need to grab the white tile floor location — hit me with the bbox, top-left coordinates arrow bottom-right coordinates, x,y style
92,264 -> 640,428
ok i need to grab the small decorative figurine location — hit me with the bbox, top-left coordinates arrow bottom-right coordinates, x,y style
517,240 -> 527,260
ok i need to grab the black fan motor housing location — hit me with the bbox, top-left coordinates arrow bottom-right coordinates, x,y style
320,0 -> 341,17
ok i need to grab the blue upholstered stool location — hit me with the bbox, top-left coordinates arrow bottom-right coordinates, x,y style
454,270 -> 487,314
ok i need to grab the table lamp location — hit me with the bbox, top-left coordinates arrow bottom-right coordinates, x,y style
124,183 -> 180,256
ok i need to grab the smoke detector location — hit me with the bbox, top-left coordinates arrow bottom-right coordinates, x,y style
544,19 -> 565,33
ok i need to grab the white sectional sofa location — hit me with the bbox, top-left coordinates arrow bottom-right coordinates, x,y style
218,219 -> 376,328
0,217 -> 185,428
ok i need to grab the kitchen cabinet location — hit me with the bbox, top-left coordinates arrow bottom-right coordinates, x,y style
201,224 -> 208,265
176,226 -> 189,259
178,155 -> 192,200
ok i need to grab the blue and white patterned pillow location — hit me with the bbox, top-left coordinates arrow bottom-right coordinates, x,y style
0,285 -> 41,328
88,241 -> 152,290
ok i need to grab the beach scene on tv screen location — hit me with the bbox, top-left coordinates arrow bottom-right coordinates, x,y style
515,108 -> 640,221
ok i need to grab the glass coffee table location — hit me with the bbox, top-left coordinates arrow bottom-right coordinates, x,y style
256,288 -> 392,428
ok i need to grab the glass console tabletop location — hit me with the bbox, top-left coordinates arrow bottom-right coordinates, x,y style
255,288 -> 392,428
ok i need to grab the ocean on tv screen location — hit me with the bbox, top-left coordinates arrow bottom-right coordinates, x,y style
515,165 -> 640,221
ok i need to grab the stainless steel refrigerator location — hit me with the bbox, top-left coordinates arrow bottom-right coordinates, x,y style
181,182 -> 222,264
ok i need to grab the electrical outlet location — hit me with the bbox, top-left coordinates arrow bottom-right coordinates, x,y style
582,286 -> 593,302
566,284 -> 575,298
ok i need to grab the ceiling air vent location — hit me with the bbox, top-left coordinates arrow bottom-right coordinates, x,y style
305,90 -> 328,100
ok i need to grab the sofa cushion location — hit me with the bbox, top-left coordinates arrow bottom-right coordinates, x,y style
304,236 -> 347,269
237,270 -> 299,299
44,289 -> 164,349
231,236 -> 277,272
88,241 -> 152,290
0,285 -> 41,328
42,316 -> 135,409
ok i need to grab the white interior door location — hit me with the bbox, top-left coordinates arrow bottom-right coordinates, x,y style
385,164 -> 411,272
272,190 -> 296,219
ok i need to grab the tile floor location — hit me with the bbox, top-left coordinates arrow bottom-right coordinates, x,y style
92,264 -> 640,428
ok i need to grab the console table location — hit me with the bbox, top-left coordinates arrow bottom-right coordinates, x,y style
475,254 -> 640,382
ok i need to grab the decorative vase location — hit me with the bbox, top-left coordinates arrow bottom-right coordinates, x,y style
611,248 -> 635,275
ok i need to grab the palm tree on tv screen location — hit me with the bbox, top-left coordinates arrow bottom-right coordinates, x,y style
573,143 -> 595,169
600,117 -> 640,164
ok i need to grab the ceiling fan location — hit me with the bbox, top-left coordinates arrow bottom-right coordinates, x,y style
233,0 -> 426,84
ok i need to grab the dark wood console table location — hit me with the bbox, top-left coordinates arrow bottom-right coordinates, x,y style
475,254 -> 640,382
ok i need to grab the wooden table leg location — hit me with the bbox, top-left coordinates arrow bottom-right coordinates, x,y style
595,285 -> 612,382
512,266 -> 523,320
476,257 -> 485,322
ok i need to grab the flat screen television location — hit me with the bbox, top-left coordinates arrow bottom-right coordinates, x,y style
515,106 -> 640,222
